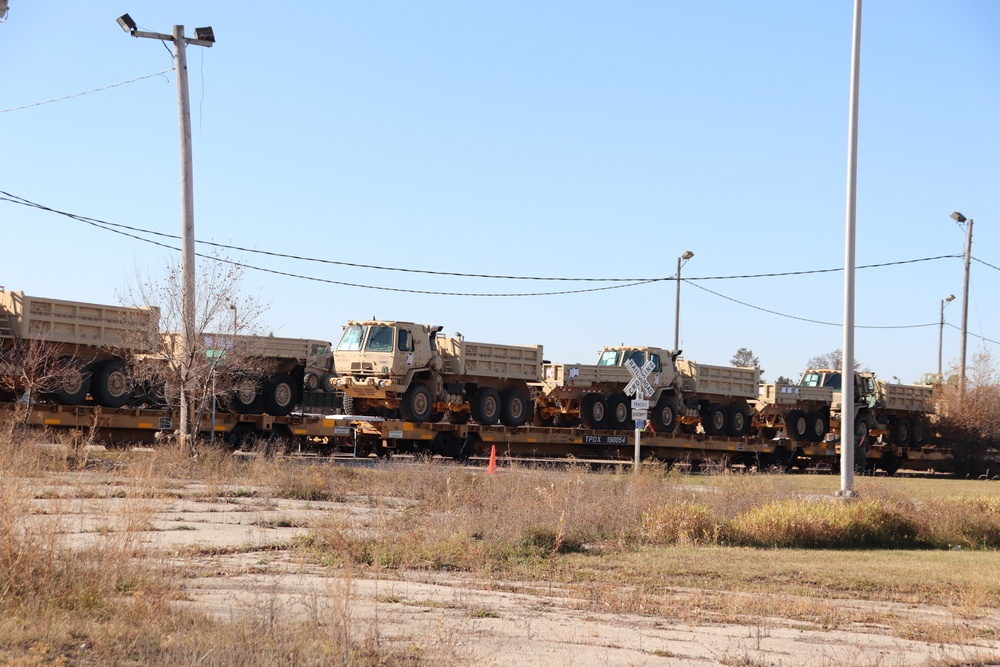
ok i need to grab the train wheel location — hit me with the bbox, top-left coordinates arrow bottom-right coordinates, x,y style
500,387 -> 530,427
606,394 -> 631,431
470,387 -> 501,426
702,403 -> 728,437
400,383 -> 433,422
580,394 -> 607,430
91,359 -> 132,408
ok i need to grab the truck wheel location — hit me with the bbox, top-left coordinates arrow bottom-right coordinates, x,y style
854,415 -> 870,446
50,357 -> 91,405
580,394 -> 607,430
702,403 -> 728,437
890,418 -> 911,446
500,387 -> 530,427
651,396 -> 677,433
806,411 -> 829,442
230,377 -> 262,414
303,372 -> 321,392
91,359 -> 132,408
912,418 -> 928,447
342,394 -> 355,415
606,394 -> 631,431
470,387 -> 501,426
400,384 -> 434,422
726,404 -> 750,437
785,410 -> 809,440
263,372 -> 299,417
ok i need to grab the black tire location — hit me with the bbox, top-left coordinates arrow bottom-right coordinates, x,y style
263,372 -> 299,417
50,357 -> 90,405
428,412 -> 445,423
534,409 -> 555,427
91,359 -> 132,408
726,404 -> 750,437
702,403 -> 728,437
470,387 -> 501,426
854,415 -> 870,447
606,394 -> 631,431
500,387 -> 530,427
342,394 -> 355,415
400,383 -> 433,422
912,418 -> 928,447
444,410 -> 471,425
651,396 -> 677,433
785,410 -> 809,441
890,418 -> 912,446
806,411 -> 829,442
132,376 -> 167,408
580,394 -> 607,430
303,372 -> 321,392
230,377 -> 262,414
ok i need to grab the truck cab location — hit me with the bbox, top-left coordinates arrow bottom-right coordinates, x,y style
334,321 -> 439,391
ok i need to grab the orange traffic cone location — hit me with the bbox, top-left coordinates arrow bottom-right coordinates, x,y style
487,444 -> 497,474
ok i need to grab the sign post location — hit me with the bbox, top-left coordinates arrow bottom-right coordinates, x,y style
625,359 -> 656,472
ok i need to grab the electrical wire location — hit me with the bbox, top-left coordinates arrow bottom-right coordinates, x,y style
0,191 -> 965,283
974,257 -> 1000,273
0,70 -> 172,113
944,322 -> 1000,347
685,280 -> 939,330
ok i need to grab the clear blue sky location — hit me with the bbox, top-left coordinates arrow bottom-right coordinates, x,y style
2,1 -> 998,384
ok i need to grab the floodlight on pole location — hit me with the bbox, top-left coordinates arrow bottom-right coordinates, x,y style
950,211 -> 973,391
673,251 -> 694,352
117,13 -> 215,451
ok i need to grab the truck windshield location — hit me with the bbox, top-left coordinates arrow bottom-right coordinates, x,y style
597,350 -> 620,366
624,350 -> 645,367
799,372 -> 842,390
336,325 -> 365,351
365,324 -> 394,352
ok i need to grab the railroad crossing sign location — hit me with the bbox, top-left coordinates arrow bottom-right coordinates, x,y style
624,358 -> 656,400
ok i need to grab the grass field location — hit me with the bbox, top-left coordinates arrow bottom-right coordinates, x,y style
1,430 -> 998,665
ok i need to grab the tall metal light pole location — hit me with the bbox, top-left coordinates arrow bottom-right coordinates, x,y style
673,251 -> 694,351
117,14 -> 215,450
950,211 -> 973,391
938,294 -> 955,379
838,0 -> 863,498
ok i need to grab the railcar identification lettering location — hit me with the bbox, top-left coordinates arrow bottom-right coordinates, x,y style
582,435 -> 628,445
389,430 -> 404,439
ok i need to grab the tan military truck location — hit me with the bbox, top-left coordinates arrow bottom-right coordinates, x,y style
755,369 -> 933,446
161,333 -> 336,416
0,288 -> 158,407
333,320 -> 543,427
534,346 -> 760,436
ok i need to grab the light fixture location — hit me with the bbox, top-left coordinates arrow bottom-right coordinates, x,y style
195,26 -> 215,43
945,294 -> 955,303
682,250 -> 694,260
951,211 -> 967,223
116,13 -> 136,33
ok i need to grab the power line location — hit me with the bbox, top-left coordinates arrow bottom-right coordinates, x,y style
973,257 -> 1000,273
0,69 -> 172,113
944,322 -> 1000,347
0,191 -> 964,283
686,280 -> 939,330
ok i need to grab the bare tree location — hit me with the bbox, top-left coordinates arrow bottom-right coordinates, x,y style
0,339 -> 89,423
934,349 -> 1000,477
806,349 -> 862,371
119,255 -> 268,453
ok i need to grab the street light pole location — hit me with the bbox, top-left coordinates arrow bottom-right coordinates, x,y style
950,212 -> 973,391
117,15 -> 214,451
938,294 -> 955,379
673,251 -> 694,351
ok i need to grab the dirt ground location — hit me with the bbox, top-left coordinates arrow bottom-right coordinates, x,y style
31,464 -> 1000,667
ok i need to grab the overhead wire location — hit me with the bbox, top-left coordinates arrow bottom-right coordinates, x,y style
0,69 -> 172,114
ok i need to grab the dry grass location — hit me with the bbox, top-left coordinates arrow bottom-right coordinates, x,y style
1,425 -> 999,663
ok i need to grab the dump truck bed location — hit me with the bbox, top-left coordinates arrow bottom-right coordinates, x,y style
756,383 -> 834,407
437,338 -> 543,382
674,360 -> 758,399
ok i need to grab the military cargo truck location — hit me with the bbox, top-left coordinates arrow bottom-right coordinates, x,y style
162,333 -> 337,417
333,320 -> 543,427
0,288 -> 158,407
534,346 -> 760,435
754,369 -> 933,446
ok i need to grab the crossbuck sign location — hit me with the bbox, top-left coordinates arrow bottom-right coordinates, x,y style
624,358 -> 656,400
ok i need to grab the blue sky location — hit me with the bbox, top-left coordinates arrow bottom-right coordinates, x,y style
2,1 -> 997,384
